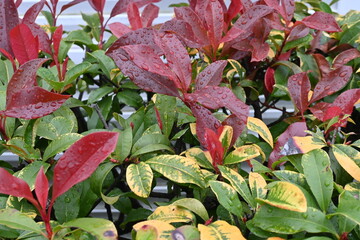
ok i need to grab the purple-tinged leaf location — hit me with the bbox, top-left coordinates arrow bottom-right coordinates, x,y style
0,0 -> 19,55
310,102 -> 341,122
239,0 -> 254,11
110,0 -> 160,18
268,122 -> 307,168
226,0 -> 242,24
22,0 -> 45,25
234,5 -> 273,31
2,86 -> 70,119
333,89 -> 360,116
195,60 -> 227,90
0,168 -> 36,203
10,24 -> 39,65
287,23 -> 309,42
264,12 -> 286,31
88,0 -> 105,12
205,0 -> 224,49
35,166 -> 48,210
301,12 -> 341,32
127,3 -> 142,30
265,67 -> 275,93
250,39 -> 270,62
310,65 -> 352,103
288,72 -> 310,116
282,0 -> 295,23
6,59 -> 47,104
155,33 -> 192,92
15,0 -> 22,8
51,131 -> 119,202
141,3 -> 159,27
0,47 -> 16,70
108,22 -> 131,38
313,54 -> 331,77
60,0 -> 86,14
53,25 -> 63,57
108,50 -> 180,97
222,114 -> 247,148
333,49 -> 360,69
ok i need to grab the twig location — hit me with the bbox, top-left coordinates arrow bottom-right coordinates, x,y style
92,103 -> 109,129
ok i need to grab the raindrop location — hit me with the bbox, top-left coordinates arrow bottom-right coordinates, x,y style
302,213 -> 308,219
267,208 -> 273,213
339,71 -> 348,77
221,94 -> 227,99
64,197 -> 71,203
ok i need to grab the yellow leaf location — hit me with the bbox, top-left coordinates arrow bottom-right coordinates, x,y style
224,145 -> 261,165
190,123 -> 197,137
291,136 -> 326,154
126,162 -> 153,198
133,220 -> 175,240
148,205 -> 196,224
332,146 -> 360,182
199,220 -> 246,240
268,237 -> 286,240
219,125 -> 233,152
247,117 -> 273,147
249,172 -> 267,205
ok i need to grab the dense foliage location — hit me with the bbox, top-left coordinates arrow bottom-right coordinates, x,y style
0,0 -> 359,239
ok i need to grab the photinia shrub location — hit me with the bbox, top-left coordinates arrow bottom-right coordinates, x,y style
0,0 -> 359,239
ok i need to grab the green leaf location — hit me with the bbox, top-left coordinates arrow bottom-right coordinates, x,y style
133,220 -> 174,240
14,161 -> 50,191
153,94 -> 177,138
87,50 -> 116,79
135,225 -> 157,240
172,225 -> 200,240
249,172 -> 267,201
148,205 -> 195,223
126,162 -> 153,198
51,116 -> 74,135
302,149 -> 333,212
117,90 -> 143,109
65,30 -> 93,46
131,143 -> 174,157
283,35 -> 313,52
87,86 -> 114,104
172,198 -> 209,221
251,205 -> 338,236
209,180 -> 243,217
90,162 -> 118,204
0,209 -> 43,234
146,155 -> 206,188
24,119 -> 39,147
43,133 -> 82,161
339,21 -> 360,45
113,128 -> 132,163
273,170 -> 309,190
64,62 -> 92,85
218,165 -> 256,208
132,134 -> 170,155
0,59 -> 14,85
332,191 -> 360,225
62,218 -> 117,239
53,184 -> 81,223
119,208 -> 152,229
273,61 -> 302,74
5,138 -> 41,160
198,220 -> 246,240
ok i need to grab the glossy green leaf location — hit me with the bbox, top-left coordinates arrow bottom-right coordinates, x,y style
14,161 -> 50,191
332,191 -> 360,225
62,218 -> 117,239
64,30 -> 93,46
273,61 -> 303,74
146,155 -> 206,188
117,90 -> 143,109
51,116 -> 74,135
172,198 -> 209,221
5,138 -> 41,160
53,184 -> 81,223
119,208 -> 152,229
90,162 -> 118,204
153,94 -> 177,138
209,180 -> 243,217
332,144 -> 360,182
113,127 -> 132,163
126,162 -> 153,198
148,205 -> 195,223
283,35 -> 313,52
0,209 -> 43,234
249,172 -> 267,201
218,165 -> 255,208
87,50 -> 116,79
130,143 -> 174,157
273,170 -> 309,190
87,86 -> 114,104
43,133 -> 82,161
198,220 -> 246,240
0,59 -> 13,85
132,134 -> 170,155
302,149 -> 333,212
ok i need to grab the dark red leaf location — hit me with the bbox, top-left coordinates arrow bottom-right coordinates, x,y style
108,22 -> 131,38
313,53 -> 331,77
301,11 -> 341,32
310,103 -> 341,122
35,166 -> 49,210
281,0 -> 295,23
154,106 -> 163,130
0,168 -> 36,203
278,50 -> 292,61
204,128 -> 224,170
205,0 -> 224,49
51,131 -> 119,202
287,23 -> 309,42
127,3 -> 142,30
155,32 -> 192,92
53,25 -> 63,57
2,86 -> 70,119
0,47 -> 16,70
310,65 -> 352,103
264,67 -> 275,93
60,0 -> 86,14
0,0 -> 19,55
141,3 -> 159,27
15,0 -> 22,8
239,0 -> 254,11
195,60 -> 227,90
333,89 -> 360,115
226,0 -> 242,24
268,121 -> 307,168
333,49 -> 360,69
88,0 -> 105,12
250,39 -> 270,62
110,0 -> 160,18
233,5 -> 273,31
6,58 -> 47,105
10,24 -> 39,65
288,72 -> 311,116
22,0 -> 45,25
222,114 -> 247,148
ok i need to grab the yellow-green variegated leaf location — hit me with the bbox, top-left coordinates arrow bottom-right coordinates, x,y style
133,220 -> 175,240
249,172 -> 267,205
209,180 -> 243,217
126,162 -> 153,198
172,198 -> 209,221
289,136 -> 326,154
247,117 -> 273,147
224,145 -> 261,165
198,220 -> 246,240
148,205 -> 195,224
185,147 -> 214,170
332,144 -> 360,182
257,181 -> 307,212
219,125 -> 233,152
218,165 -> 256,208
146,155 -> 206,188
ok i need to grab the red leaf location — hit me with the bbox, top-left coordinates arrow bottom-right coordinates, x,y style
15,0 -> 22,8
301,12 -> 341,32
268,121 -> 307,168
51,131 -> 119,202
333,48 -> 360,69
155,32 -> 192,92
53,25 -> 63,57
281,0 -> 295,23
310,103 -> 342,122
108,22 -> 131,38
239,0 -> 254,11
234,5 -> 273,31
250,39 -> 270,62
60,0 -> 86,14
333,89 -> 360,115
310,65 -> 352,103
6,58 -> 47,105
264,67 -> 275,92
287,23 -> 309,42
110,0 -> 160,18
35,166 -> 49,210
10,24 -> 39,65
204,128 -> 224,170
2,86 -> 70,119
0,168 -> 36,203
0,48 -> 16,70
313,53 -> 331,77
226,0 -> 242,24
288,72 -> 311,116
195,60 -> 227,90
205,0 -> 224,49
141,3 -> 159,27
88,0 -> 105,12
222,114 -> 247,148
127,3 -> 142,30
0,0 -> 19,55
22,0 -> 45,24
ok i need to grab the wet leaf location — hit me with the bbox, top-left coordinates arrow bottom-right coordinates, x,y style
205,0 -> 224,48
185,147 -> 214,170
333,191 -> 360,225
43,133 -> 82,161
198,220 -> 246,240
195,60 -> 227,90
224,145 -> 261,164
63,218 -> 117,240
333,48 -> 360,69
34,166 -> 48,211
141,3 -> 159,27
287,72 -> 310,115
126,162 -> 153,198
247,117 -> 273,147
332,144 -> 360,182
0,209 -> 43,234
14,161 -> 50,191
133,220 -> 175,240
113,127 -> 132,163
148,205 -> 195,223
90,162 -> 118,204
302,11 -> 341,32
54,184 -> 81,223
172,198 -> 209,221
0,0 -> 19,54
